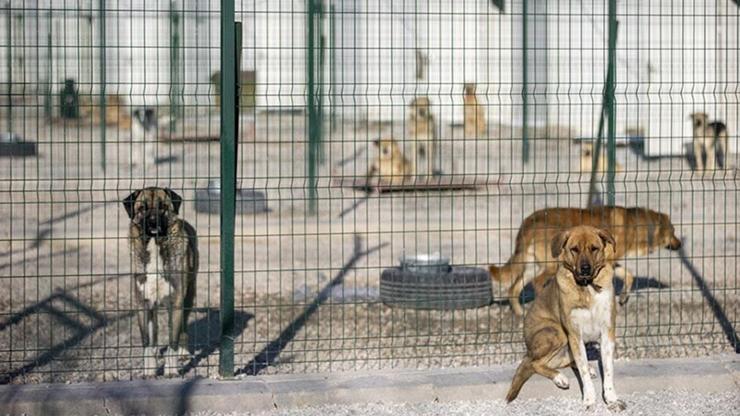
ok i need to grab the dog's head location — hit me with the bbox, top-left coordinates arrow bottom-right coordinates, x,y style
654,212 -> 682,251
551,225 -> 616,287
122,187 -> 182,238
409,97 -> 431,118
463,83 -> 477,96
372,138 -> 403,160
689,112 -> 708,130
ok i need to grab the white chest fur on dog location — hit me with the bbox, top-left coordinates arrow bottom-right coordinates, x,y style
139,249 -> 174,305
570,287 -> 613,343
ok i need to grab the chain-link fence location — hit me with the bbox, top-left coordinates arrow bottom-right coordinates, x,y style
0,0 -> 737,384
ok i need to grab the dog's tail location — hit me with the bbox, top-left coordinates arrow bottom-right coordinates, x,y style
506,357 -> 535,403
489,248 -> 528,284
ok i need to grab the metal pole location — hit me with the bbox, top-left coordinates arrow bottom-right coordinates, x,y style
219,0 -> 236,378
330,3 -> 336,131
6,2 -> 12,136
169,1 -> 181,122
44,31 -> 52,119
317,1 -> 326,164
98,0 -> 106,172
606,1 -> 618,205
235,23 -> 242,179
521,0 -> 529,163
587,21 -> 619,208
307,0 -> 319,215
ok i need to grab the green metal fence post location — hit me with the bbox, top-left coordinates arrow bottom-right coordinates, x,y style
329,3 -> 336,131
98,0 -> 106,172
317,1 -> 326,165
235,22 -> 242,178
307,0 -> 319,215
219,0 -> 237,378
521,0 -> 529,163
5,2 -> 11,136
169,1 -> 182,122
44,31 -> 52,119
606,0 -> 618,205
586,19 -> 619,208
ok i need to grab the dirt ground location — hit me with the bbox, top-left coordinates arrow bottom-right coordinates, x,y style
0,114 -> 737,383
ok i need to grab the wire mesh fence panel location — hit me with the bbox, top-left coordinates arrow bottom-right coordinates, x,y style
0,0 -> 738,384
0,0 -> 225,383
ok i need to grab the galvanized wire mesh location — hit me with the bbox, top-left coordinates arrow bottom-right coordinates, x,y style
0,0 -> 738,384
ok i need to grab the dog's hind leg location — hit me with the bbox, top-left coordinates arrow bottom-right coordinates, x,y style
508,274 -> 526,317
704,136 -> 716,171
717,132 -> 729,169
506,357 -> 535,402
693,139 -> 705,172
531,263 -> 558,295
615,265 -> 634,306
530,329 -> 571,389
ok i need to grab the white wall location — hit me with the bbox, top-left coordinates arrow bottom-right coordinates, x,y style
2,0 -> 738,155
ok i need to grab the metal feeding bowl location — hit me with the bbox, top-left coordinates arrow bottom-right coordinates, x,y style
194,180 -> 268,215
380,253 -> 491,310
399,253 -> 451,275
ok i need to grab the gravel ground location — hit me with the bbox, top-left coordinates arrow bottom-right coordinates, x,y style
190,389 -> 740,416
0,114 -> 737,383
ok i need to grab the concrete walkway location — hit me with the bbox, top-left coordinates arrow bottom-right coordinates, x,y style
1,355 -> 738,415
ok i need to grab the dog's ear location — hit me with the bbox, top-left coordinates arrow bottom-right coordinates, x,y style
122,190 -> 141,219
596,228 -> 616,251
164,188 -> 182,214
550,229 -> 570,259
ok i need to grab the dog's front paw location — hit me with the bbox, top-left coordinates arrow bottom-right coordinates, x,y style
582,391 -> 597,410
618,292 -> 630,306
606,399 -> 627,412
163,347 -> 189,377
553,373 -> 570,389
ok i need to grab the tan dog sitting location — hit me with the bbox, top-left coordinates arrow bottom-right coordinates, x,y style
463,83 -> 486,138
408,97 -> 439,176
506,226 -> 626,412
366,138 -> 413,186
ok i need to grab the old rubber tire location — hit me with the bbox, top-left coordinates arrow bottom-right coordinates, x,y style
380,266 -> 492,310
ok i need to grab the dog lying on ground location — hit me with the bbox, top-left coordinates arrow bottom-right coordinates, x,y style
123,187 -> 198,376
489,206 -> 682,316
690,112 -> 729,172
506,226 -> 626,412
366,137 -> 413,186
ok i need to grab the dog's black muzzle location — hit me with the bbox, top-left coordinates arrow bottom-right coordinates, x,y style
666,237 -> 682,251
142,212 -> 169,238
575,262 -> 597,287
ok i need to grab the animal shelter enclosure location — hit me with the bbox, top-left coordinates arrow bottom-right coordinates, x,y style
0,0 -> 738,384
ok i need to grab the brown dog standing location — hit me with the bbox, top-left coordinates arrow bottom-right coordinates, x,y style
506,226 -> 626,412
123,187 -> 198,376
489,206 -> 682,316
